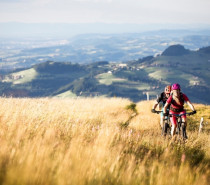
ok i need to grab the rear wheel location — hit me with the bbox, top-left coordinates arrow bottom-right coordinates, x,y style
162,122 -> 169,136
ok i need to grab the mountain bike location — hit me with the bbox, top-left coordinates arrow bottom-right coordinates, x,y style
168,112 -> 196,140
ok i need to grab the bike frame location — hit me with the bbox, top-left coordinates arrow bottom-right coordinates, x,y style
168,112 -> 194,139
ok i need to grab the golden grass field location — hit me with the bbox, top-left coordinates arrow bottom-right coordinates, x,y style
0,97 -> 209,185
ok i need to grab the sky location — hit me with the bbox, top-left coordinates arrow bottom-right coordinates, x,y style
0,0 -> 210,24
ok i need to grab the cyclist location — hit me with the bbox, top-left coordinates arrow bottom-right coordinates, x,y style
163,83 -> 196,138
151,85 -> 172,128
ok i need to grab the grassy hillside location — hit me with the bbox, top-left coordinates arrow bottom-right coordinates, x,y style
0,97 -> 209,185
0,45 -> 210,104
1,62 -> 88,97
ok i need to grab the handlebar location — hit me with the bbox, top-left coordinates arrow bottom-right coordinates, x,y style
152,110 -> 196,116
168,112 -> 195,117
153,110 -> 162,114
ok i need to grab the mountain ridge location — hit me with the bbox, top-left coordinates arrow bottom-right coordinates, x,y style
0,44 -> 210,104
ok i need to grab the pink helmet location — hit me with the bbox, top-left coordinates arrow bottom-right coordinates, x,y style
172,83 -> 180,90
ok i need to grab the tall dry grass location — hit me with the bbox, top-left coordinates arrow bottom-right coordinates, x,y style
0,97 -> 209,185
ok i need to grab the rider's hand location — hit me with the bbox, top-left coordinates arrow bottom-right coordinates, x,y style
163,112 -> 168,116
151,109 -> 156,113
192,110 -> 197,114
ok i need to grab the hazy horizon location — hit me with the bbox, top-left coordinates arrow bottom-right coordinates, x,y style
0,0 -> 210,24
1,22 -> 210,39
1,0 -> 210,38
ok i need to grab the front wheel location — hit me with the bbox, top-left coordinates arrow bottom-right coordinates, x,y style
181,123 -> 187,139
162,122 -> 170,136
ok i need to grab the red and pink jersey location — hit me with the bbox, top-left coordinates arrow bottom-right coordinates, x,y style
167,93 -> 189,109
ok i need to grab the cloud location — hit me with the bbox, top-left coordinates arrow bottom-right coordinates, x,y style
0,0 -> 210,24
73,0 -> 113,2
0,0 -> 28,2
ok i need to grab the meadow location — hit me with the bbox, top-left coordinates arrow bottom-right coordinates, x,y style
0,97 -> 209,185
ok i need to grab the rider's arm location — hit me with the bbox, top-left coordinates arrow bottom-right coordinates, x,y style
163,95 -> 172,114
163,102 -> 169,113
186,100 -> 196,111
182,94 -> 196,112
152,101 -> 159,110
152,93 -> 163,110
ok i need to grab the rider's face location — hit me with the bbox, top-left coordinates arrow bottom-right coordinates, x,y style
173,89 -> 180,97
166,93 -> 170,97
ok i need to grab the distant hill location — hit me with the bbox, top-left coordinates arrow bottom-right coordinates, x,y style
1,44 -> 210,104
33,61 -> 85,74
161,44 -> 190,56
198,46 -> 210,54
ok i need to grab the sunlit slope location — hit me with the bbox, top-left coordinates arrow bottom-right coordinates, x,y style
2,62 -> 87,96
0,97 -> 209,185
142,54 -> 210,86
130,49 -> 210,103
94,46 -> 210,102
3,68 -> 38,84
96,73 -> 128,85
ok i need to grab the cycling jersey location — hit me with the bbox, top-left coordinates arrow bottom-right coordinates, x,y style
167,93 -> 189,126
157,92 -> 169,105
167,93 -> 189,110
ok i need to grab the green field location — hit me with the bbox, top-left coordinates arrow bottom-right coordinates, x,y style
96,73 -> 128,85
